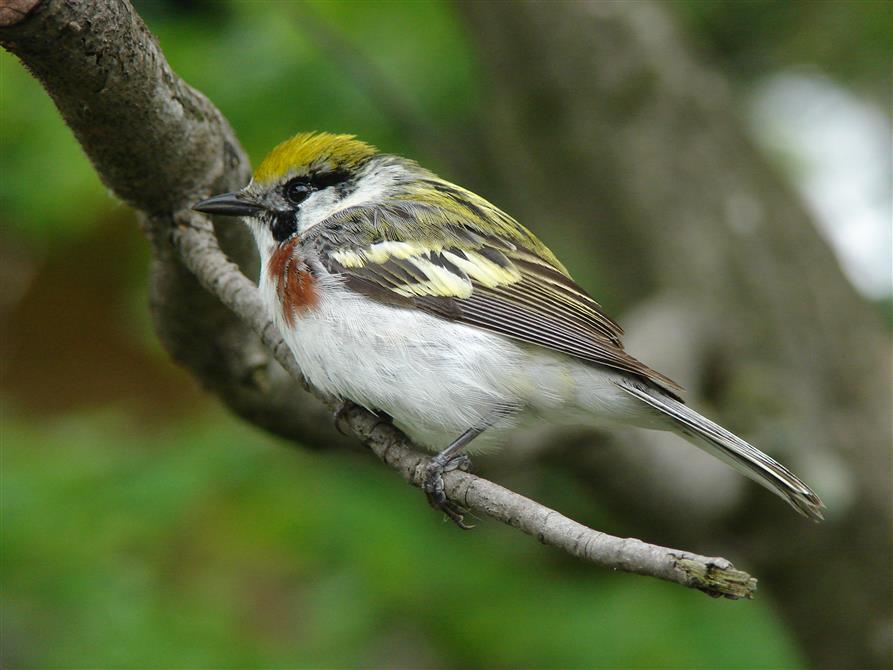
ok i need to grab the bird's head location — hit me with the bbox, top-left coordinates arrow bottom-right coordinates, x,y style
194,132 -> 383,257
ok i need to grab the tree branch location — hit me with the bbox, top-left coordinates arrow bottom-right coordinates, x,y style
1,0 -> 756,599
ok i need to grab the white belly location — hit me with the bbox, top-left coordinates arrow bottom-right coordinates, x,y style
263,273 -> 646,451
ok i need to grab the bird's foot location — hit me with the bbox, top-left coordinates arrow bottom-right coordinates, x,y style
423,453 -> 474,529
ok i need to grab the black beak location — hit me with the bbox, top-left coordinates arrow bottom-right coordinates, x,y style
193,192 -> 264,217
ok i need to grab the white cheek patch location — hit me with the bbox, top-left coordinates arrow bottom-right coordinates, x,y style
296,161 -> 406,233
297,189 -> 342,235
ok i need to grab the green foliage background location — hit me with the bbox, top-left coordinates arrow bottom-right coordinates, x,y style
2,1 -> 887,668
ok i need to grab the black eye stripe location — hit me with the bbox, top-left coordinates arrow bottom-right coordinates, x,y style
310,170 -> 351,190
282,170 -> 352,203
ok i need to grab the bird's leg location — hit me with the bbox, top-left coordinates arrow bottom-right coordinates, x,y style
424,424 -> 487,529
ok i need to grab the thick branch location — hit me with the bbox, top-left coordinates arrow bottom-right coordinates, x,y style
0,0 -> 344,447
2,0 -> 756,599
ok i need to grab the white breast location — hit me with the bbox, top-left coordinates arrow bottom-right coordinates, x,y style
260,268 -> 648,451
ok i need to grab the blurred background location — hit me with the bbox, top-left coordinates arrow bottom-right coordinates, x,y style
2,1 -> 890,668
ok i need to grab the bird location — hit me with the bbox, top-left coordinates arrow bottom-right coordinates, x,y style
194,132 -> 824,527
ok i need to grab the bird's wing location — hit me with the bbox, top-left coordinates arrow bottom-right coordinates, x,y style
308,198 -> 682,397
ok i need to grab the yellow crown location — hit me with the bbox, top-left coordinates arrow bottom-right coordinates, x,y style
253,132 -> 377,184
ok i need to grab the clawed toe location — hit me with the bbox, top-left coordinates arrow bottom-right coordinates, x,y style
443,454 -> 471,473
423,458 -> 474,529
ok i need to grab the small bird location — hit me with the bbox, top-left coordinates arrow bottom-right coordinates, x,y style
194,132 -> 824,526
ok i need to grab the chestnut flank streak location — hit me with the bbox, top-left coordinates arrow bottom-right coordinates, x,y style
268,238 -> 318,325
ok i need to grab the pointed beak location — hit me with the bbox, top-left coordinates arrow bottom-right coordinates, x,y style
193,192 -> 264,217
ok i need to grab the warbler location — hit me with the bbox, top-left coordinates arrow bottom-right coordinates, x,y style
194,132 -> 824,526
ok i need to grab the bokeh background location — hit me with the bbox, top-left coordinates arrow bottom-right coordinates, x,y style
2,1 -> 891,669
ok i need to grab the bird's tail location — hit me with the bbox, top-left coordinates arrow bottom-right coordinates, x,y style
616,381 -> 825,521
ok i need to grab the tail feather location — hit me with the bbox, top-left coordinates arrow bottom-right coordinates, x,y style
617,381 -> 825,521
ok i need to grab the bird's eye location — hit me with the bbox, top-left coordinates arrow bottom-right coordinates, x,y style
284,178 -> 313,206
